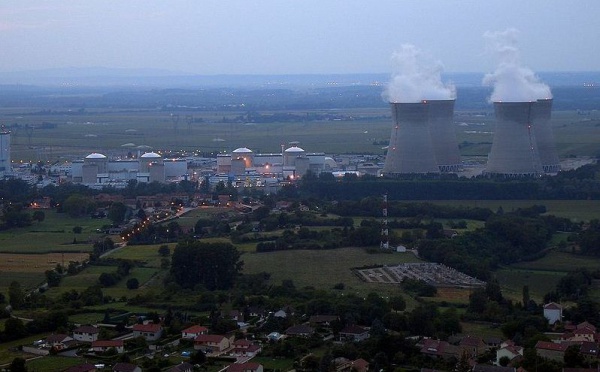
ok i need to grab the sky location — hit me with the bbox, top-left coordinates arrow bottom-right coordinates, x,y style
0,1 -> 598,75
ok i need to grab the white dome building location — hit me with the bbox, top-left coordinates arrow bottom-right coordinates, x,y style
82,152 -> 108,183
139,152 -> 165,182
232,147 -> 254,168
284,146 -> 305,166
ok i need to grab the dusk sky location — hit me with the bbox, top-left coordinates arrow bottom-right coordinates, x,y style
1,1 -> 598,75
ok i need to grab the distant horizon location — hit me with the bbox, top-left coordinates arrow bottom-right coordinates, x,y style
0,68 -> 598,89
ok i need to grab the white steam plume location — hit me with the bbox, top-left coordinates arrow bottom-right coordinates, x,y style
483,28 -> 552,102
382,44 -> 455,103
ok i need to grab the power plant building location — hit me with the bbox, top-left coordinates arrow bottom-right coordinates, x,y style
71,152 -> 188,186
485,101 -> 542,177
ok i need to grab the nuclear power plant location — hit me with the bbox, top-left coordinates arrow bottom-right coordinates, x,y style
485,101 -> 542,177
382,100 -> 463,175
533,99 -> 561,173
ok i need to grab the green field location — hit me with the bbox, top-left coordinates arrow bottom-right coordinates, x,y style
0,210 -> 106,253
26,356 -> 84,372
242,247 -> 422,296
495,250 -> 600,302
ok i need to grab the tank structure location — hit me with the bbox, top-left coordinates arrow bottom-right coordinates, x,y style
485,101 -> 542,177
382,102 -> 439,175
532,99 -> 560,173
427,99 -> 462,172
0,129 -> 11,176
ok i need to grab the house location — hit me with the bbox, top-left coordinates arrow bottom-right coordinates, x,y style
231,339 -> 262,358
285,324 -> 315,337
113,363 -> 141,372
132,323 -> 163,342
350,358 -> 369,372
459,335 -> 488,357
419,339 -> 460,360
579,341 -> 599,363
543,302 -> 563,325
181,325 -> 208,339
65,364 -> 97,372
495,344 -> 523,366
227,362 -> 263,372
46,334 -> 74,350
91,340 -> 125,354
333,358 -> 369,372
534,341 -> 567,362
309,315 -> 339,327
194,334 -> 231,352
73,325 -> 100,343
338,325 -> 370,342
168,362 -> 194,372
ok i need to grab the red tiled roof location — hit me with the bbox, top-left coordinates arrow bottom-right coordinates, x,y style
133,323 -> 162,333
535,341 -> 567,351
194,334 -> 227,343
92,340 -> 123,348
233,339 -> 253,347
352,359 -> 369,372
182,325 -> 208,334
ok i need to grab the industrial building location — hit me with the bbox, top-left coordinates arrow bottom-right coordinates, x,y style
0,129 -> 10,177
211,146 -> 331,186
69,152 -> 188,187
485,101 -> 542,177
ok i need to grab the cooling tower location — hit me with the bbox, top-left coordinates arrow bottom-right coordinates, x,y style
532,99 -> 560,173
382,102 -> 439,175
0,130 -> 10,176
485,102 -> 542,177
427,100 -> 461,172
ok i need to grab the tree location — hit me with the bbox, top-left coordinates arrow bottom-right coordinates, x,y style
45,270 -> 62,287
170,241 -> 243,290
389,295 -> 406,311
9,357 -> 27,372
32,210 -> 45,223
8,281 -> 24,310
126,278 -> 140,290
72,226 -> 83,234
3,318 -> 27,340
108,202 -> 128,225
63,194 -> 95,218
